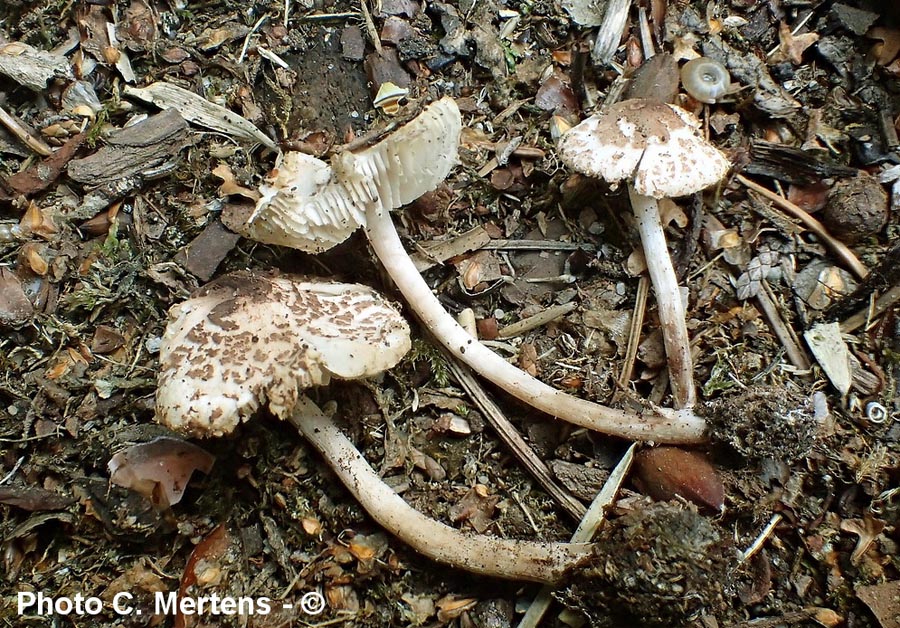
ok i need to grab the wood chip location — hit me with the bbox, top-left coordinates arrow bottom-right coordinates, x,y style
0,41 -> 72,90
174,220 -> 241,281
408,225 -> 491,271
123,82 -> 277,149
68,109 -> 188,185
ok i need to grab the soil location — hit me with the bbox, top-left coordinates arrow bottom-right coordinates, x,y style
1,0 -> 899,627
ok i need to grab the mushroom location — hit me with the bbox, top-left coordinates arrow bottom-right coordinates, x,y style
157,271 -> 412,437
156,270 -> 593,582
234,98 -> 708,444
558,99 -> 731,409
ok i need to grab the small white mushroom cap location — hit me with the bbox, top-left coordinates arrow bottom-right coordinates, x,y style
156,271 -> 411,437
241,96 -> 462,253
558,99 -> 730,199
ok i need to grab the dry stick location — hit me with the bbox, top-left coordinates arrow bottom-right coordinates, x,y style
736,174 -> 868,280
0,103 -> 53,156
498,303 -> 577,339
618,275 -> 649,390
592,0 -> 633,65
841,284 -> 900,333
289,396 -> 593,583
517,443 -> 636,628
754,280 -> 812,372
358,0 -> 383,55
445,357 -> 586,521
365,208 -> 708,444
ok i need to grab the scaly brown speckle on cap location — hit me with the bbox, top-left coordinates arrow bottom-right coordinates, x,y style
156,271 -> 411,437
557,99 -> 730,199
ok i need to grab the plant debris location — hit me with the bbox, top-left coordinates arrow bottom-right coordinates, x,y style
2,0 -> 899,626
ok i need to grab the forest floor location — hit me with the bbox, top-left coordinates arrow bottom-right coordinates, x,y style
1,0 -> 899,626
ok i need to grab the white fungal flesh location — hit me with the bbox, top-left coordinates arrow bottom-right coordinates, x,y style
156,272 -> 411,437
366,204 -> 708,442
629,187 -> 696,408
290,396 -> 594,584
558,99 -> 730,199
240,97 -> 461,252
558,99 -> 729,409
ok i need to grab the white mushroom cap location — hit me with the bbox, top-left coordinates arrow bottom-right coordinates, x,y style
241,96 -> 462,253
558,99 -> 730,199
156,271 -> 411,437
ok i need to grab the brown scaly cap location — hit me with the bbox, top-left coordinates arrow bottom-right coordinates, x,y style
156,271 -> 411,437
558,99 -> 730,199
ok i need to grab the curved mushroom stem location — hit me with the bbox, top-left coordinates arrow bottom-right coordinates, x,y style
628,186 -> 696,409
288,396 -> 593,584
364,206 -> 707,444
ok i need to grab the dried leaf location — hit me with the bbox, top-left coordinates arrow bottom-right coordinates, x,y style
840,515 -> 886,565
108,436 -> 215,508
868,27 -> 900,66
436,595 -> 477,622
211,163 -> 260,201
804,322 -> 852,396
448,486 -> 499,533
0,268 -> 34,327
778,22 -> 820,65
856,580 -> 900,628
0,486 -> 74,511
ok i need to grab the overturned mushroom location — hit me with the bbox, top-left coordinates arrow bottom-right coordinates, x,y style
157,271 -> 411,437
234,98 -> 708,444
558,99 -> 731,409
156,271 -> 593,582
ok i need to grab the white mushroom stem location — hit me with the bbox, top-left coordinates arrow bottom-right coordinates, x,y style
628,186 -> 696,409
288,396 -> 593,584
364,206 -> 708,444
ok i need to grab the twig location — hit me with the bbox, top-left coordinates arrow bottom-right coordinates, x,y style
840,284 -> 900,333
498,303 -> 577,339
592,0 -> 633,66
237,14 -> 268,64
480,240 -> 596,252
517,444 -> 636,628
0,456 -> 25,485
0,104 -> 53,156
358,0 -> 383,55
736,174 -> 868,280
445,357 -> 586,521
754,280 -> 812,372
637,6 -> 655,60
301,11 -> 361,21
618,276 -> 649,389
740,512 -> 783,562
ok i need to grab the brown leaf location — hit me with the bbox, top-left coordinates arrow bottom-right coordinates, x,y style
436,595 -> 477,622
0,268 -> 34,327
868,27 -> 900,66
448,486 -> 499,533
108,436 -> 215,508
778,22 -> 820,65
840,514 -> 886,565
211,163 -> 260,201
175,525 -> 230,628
633,447 -> 725,513
7,133 -> 86,195
91,325 -> 126,354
